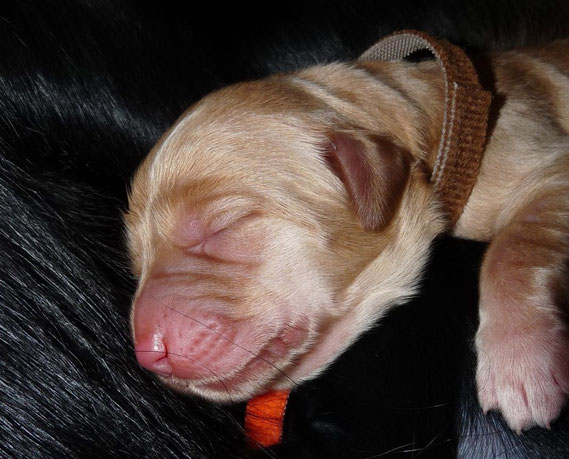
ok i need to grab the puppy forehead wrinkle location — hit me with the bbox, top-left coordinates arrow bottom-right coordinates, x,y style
152,124 -> 331,195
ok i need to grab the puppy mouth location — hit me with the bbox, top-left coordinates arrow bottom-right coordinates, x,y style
160,324 -> 312,401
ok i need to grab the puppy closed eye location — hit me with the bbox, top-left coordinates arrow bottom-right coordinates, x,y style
175,211 -> 265,263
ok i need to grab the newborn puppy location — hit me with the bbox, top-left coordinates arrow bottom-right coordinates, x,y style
126,38 -> 569,432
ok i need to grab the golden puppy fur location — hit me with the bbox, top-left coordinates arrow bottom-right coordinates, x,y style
126,38 -> 569,432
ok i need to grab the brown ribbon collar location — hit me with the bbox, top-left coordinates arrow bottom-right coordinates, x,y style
359,30 -> 492,228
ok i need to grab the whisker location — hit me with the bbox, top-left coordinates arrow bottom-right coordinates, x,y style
414,421 -> 452,457
364,436 -> 456,459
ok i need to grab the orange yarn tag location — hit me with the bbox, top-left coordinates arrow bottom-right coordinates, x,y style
245,389 -> 290,448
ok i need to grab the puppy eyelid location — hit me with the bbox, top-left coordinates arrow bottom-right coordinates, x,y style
173,210 -> 261,251
210,210 -> 259,234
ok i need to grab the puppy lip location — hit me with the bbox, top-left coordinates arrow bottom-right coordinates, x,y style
149,358 -> 173,377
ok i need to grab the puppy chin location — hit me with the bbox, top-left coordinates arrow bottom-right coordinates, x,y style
160,371 -> 269,403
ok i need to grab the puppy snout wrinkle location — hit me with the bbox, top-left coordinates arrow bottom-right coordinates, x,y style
134,286 -> 265,380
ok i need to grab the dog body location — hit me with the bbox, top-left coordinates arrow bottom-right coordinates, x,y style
127,38 -> 569,432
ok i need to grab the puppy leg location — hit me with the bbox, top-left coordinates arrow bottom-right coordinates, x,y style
475,189 -> 569,432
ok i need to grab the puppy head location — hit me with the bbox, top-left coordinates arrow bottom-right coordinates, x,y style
126,65 -> 440,401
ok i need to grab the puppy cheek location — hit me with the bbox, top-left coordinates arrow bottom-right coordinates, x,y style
251,226 -> 335,324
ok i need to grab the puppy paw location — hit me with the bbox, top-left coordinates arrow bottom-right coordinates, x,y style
475,320 -> 569,433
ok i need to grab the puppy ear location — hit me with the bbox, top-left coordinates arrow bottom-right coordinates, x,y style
325,132 -> 411,231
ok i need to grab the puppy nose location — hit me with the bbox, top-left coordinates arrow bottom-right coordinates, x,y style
134,337 -> 172,377
132,283 -> 262,381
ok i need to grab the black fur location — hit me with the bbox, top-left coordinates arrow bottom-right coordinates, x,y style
2,1 -> 569,457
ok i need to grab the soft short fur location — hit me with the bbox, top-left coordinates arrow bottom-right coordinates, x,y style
127,39 -> 569,433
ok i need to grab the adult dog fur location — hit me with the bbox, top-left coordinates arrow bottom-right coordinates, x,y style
127,38 -> 569,433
